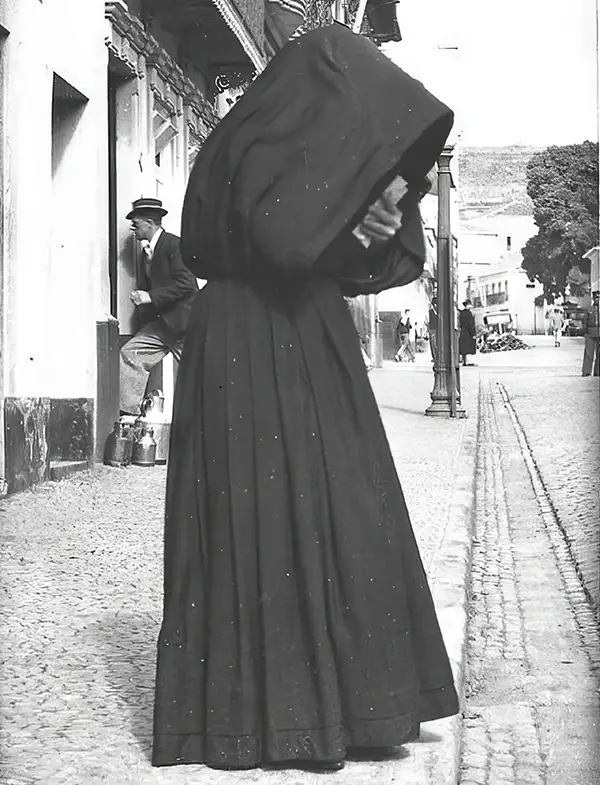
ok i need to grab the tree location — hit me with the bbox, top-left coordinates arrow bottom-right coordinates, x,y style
521,142 -> 599,301
566,265 -> 590,299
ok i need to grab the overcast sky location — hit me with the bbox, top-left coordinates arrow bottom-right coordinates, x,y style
385,0 -> 598,147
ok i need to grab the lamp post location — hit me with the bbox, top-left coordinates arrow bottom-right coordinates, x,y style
425,145 -> 466,418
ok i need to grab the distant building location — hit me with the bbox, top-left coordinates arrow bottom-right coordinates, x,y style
465,255 -> 545,334
584,247 -> 600,294
458,146 -> 545,334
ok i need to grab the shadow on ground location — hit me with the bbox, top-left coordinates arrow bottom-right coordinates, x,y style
92,611 -> 159,763
378,404 -> 429,417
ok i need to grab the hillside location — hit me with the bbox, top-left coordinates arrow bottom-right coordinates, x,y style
458,146 -> 541,218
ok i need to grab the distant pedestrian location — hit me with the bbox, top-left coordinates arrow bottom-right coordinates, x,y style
394,314 -> 405,360
394,308 -> 415,361
477,315 -> 490,352
119,198 -> 199,416
428,296 -> 438,362
459,299 -> 477,366
546,305 -> 564,347
347,297 -> 373,372
411,320 -> 418,351
581,295 -> 599,376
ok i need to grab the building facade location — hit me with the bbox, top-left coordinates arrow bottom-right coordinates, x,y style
104,0 -> 265,444
0,0 -> 110,493
460,217 -> 544,334
0,0 -> 404,494
0,0 -> 265,494
457,146 -> 545,335
465,255 -> 545,335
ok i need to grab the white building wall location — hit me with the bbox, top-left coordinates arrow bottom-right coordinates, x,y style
0,0 -> 108,400
471,264 -> 544,335
458,209 -> 539,333
460,214 -> 536,265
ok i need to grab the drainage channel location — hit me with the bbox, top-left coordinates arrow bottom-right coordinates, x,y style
497,381 -> 600,666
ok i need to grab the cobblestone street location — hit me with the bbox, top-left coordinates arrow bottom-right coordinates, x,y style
476,335 -> 599,610
1,0 -> 596,782
1,337 -> 597,784
0,366 -> 476,785
460,337 -> 600,785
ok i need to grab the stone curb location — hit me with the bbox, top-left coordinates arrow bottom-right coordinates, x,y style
370,366 -> 480,784
0,370 -> 482,785
422,383 -> 479,785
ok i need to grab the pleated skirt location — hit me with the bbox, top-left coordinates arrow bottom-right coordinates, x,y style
152,276 -> 458,768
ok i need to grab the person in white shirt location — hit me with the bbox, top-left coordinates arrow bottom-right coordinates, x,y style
546,305 -> 564,347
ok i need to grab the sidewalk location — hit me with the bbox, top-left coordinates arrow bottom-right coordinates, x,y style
0,363 -> 478,785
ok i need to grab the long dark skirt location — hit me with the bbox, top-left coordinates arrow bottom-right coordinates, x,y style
459,327 -> 476,357
152,277 -> 458,768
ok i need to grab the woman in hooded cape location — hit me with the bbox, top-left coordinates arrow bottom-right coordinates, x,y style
153,23 -> 459,770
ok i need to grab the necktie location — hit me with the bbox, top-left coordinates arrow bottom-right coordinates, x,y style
142,243 -> 153,277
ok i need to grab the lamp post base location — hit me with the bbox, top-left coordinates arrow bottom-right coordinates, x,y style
425,366 -> 468,418
425,398 -> 467,418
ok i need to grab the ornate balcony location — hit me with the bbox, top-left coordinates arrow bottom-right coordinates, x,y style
106,0 -> 265,79
486,291 -> 508,305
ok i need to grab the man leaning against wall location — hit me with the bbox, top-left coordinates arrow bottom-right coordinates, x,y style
120,198 -> 199,416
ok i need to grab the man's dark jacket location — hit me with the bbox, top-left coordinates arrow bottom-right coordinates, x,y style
458,308 -> 477,355
395,317 -> 411,345
140,231 -> 199,335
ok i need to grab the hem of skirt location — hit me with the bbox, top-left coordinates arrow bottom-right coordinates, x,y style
418,684 -> 460,723
152,685 -> 461,768
152,713 -> 425,768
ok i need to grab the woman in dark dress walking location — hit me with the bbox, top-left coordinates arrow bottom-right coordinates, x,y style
153,25 -> 459,772
459,299 -> 477,366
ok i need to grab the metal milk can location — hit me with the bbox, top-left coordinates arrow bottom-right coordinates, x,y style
139,388 -> 171,464
131,423 -> 157,467
141,389 -> 165,417
104,421 -> 133,467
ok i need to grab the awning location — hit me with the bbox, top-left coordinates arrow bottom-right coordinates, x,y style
111,0 -> 267,72
212,0 -> 267,71
484,311 -> 513,324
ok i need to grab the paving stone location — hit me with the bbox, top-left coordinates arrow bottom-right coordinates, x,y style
0,364 -> 477,785
462,752 -> 487,770
462,767 -> 487,782
461,343 -> 600,785
513,767 -> 544,784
